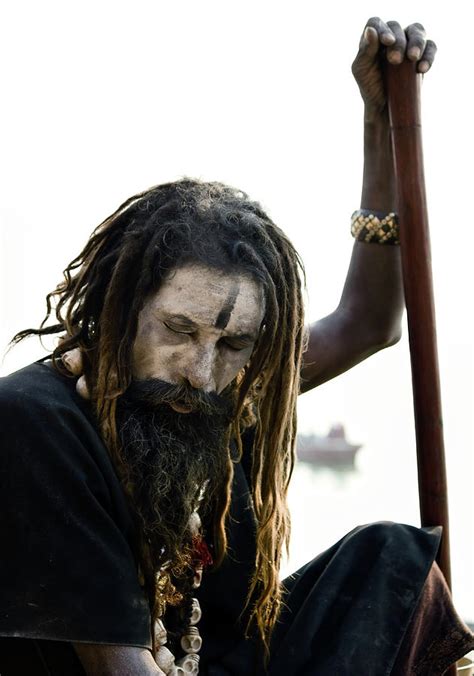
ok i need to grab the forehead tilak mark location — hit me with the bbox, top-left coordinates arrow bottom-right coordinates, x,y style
214,283 -> 240,330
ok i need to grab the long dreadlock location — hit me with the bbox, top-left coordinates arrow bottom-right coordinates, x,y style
13,178 -> 306,654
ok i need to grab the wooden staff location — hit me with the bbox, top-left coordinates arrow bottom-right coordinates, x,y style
384,60 -> 452,589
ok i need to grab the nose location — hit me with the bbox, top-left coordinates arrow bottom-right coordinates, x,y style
182,345 -> 216,392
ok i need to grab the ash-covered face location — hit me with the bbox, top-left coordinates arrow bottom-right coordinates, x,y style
132,263 -> 265,405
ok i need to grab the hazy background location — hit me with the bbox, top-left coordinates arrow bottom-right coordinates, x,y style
1,1 -> 472,621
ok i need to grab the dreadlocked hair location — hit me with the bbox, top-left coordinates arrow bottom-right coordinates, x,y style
13,178 -> 306,655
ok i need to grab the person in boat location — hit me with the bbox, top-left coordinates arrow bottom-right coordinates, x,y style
0,17 -> 472,676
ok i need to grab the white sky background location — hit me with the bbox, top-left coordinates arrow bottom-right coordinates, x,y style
1,2 -> 473,618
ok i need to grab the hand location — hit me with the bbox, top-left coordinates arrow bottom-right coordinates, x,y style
352,18 -> 437,115
61,347 -> 90,399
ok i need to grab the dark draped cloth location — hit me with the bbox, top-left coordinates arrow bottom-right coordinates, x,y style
1,363 -> 473,674
196,460 -> 474,675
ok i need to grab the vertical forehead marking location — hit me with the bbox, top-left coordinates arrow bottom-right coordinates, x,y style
214,283 -> 240,330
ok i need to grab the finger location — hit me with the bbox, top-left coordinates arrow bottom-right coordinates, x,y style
365,16 -> 396,46
386,21 -> 407,65
76,375 -> 90,400
359,25 -> 380,58
406,23 -> 427,61
418,39 -> 437,73
62,348 -> 83,376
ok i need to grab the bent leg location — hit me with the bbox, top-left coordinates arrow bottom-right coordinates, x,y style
268,521 -> 442,675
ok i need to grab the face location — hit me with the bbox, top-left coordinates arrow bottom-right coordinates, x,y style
132,263 -> 265,399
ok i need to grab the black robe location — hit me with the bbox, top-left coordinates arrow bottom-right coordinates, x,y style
0,362 -> 472,674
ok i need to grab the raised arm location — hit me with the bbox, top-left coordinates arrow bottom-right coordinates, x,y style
301,18 -> 437,393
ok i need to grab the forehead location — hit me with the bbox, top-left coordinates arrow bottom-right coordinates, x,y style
148,263 -> 265,332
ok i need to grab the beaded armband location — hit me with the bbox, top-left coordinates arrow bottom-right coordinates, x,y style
351,209 -> 400,245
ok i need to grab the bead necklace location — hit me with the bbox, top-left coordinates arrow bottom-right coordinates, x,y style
154,511 -> 211,675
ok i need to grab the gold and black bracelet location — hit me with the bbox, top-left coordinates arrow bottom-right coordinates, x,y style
351,209 -> 400,245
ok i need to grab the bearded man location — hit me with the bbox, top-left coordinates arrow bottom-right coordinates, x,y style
1,18 -> 473,676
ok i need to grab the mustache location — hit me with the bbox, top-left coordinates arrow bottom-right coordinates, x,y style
122,378 -> 233,418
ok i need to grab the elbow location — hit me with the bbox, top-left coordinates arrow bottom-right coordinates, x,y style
343,303 -> 403,352
362,303 -> 404,352
387,326 -> 402,347
371,322 -> 402,351
350,309 -> 403,354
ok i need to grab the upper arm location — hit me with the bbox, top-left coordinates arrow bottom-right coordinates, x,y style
73,644 -> 164,676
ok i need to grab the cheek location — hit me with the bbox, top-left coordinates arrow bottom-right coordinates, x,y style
132,342 -> 189,380
216,347 -> 253,391
132,318 -> 188,380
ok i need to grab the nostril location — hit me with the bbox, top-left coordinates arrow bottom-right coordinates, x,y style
184,369 -> 216,392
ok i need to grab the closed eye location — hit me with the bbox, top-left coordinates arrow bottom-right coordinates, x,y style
221,337 -> 254,351
163,321 -> 195,335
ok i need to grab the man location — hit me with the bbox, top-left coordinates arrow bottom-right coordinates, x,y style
0,18 -> 472,675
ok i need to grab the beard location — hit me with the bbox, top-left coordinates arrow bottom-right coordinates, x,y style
115,378 -> 235,571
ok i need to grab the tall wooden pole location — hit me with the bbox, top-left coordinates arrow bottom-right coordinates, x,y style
384,60 -> 452,590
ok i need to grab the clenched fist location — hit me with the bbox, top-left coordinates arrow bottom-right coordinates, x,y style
352,18 -> 437,114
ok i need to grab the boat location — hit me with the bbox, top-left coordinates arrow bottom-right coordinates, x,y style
296,423 -> 362,468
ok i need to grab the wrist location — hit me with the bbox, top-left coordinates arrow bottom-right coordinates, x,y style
363,104 -> 389,126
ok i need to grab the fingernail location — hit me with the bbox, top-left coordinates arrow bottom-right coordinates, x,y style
389,51 -> 403,64
408,47 -> 421,60
418,60 -> 429,73
364,26 -> 376,41
382,32 -> 396,45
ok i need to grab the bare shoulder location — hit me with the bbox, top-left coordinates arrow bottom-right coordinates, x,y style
73,643 -> 164,676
